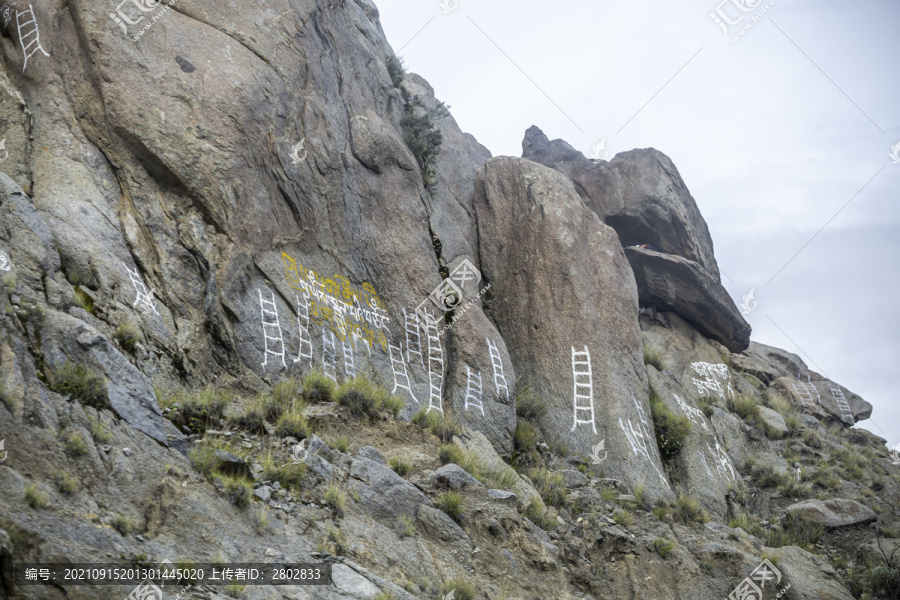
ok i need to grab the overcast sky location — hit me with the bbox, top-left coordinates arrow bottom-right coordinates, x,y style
375,0 -> 900,446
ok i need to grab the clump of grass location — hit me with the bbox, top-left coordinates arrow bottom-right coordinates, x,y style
188,444 -> 223,478
383,394 -> 405,418
389,456 -> 411,477
302,371 -> 336,404
653,538 -> 676,559
728,511 -> 765,538
514,420 -> 536,453
335,376 -> 387,419
643,347 -> 666,370
515,384 -> 546,422
648,386 -> 691,459
780,479 -> 812,499
524,498 -> 557,530
88,417 -> 112,444
438,443 -> 464,465
653,500 -> 669,521
176,386 -> 233,433
323,525 -> 345,555
63,430 -> 89,456
25,485 -> 48,509
71,286 -> 95,314
601,489 -> 617,502
386,54 -> 405,88
614,509 -> 634,528
50,361 -> 108,408
430,415 -> 463,443
397,515 -> 416,538
260,450 -> 306,489
436,491 -> 464,522
217,474 -> 252,508
803,430 -> 823,449
729,394 -> 762,428
753,464 -> 788,488
114,323 -> 140,354
674,495 -> 709,525
765,510 -> 825,550
53,471 -> 80,494
251,506 -> 269,535
695,396 -> 718,418
440,581 -> 476,600
114,514 -> 135,535
809,468 -> 842,491
272,377 -> 302,409
324,484 -> 347,518
329,435 -> 349,453
230,397 -> 266,433
375,592 -> 396,600
274,410 -> 309,440
528,468 -> 568,508
225,582 -> 246,598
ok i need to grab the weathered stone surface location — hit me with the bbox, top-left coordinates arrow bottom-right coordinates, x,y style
349,456 -> 433,521
456,430 -> 541,506
522,126 -> 720,279
430,463 -> 483,490
784,498 -> 877,528
214,449 -> 252,479
625,246 -> 750,352
473,157 -> 672,500
757,406 -> 788,435
357,446 -> 386,465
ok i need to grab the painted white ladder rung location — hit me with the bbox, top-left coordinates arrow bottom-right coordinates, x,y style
17,5 -> 49,72
571,346 -> 596,433
322,328 -> 337,383
293,293 -> 313,365
424,310 -> 444,415
258,288 -> 286,369
464,365 -> 484,416
486,338 -> 509,401
829,384 -> 854,422
403,308 -> 425,370
389,342 -> 417,403
343,338 -> 355,379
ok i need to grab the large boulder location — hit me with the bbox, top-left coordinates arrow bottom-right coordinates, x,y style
626,246 -> 751,352
474,157 -> 673,500
522,126 -> 720,280
784,499 -> 877,528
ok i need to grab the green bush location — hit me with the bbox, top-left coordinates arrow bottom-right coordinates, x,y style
695,396 -> 718,418
24,485 -> 47,509
653,538 -> 676,559
177,386 -> 233,433
728,512 -> 765,538
525,498 -> 557,530
674,495 -> 709,525
230,398 -> 267,433
329,435 -> 349,453
50,361 -> 108,408
440,581 -> 476,600
382,394 -> 405,418
274,411 -> 309,440
436,491 -> 463,522
729,394 -> 761,427
64,431 -> 89,456
218,474 -> 252,508
188,444 -> 222,478
336,376 -> 385,419
643,347 -> 666,370
386,55 -> 405,88
516,384 -> 546,422
114,323 -> 140,353
528,468 -> 568,508
324,484 -> 347,517
400,100 -> 447,190
438,443 -> 464,465
272,378 -> 302,410
302,371 -> 336,404
114,514 -> 135,535
614,509 -> 634,528
389,456 -> 411,477
89,417 -> 112,444
430,414 -> 462,444
514,420 -> 536,452
753,464 -> 788,488
260,451 -> 306,489
780,479 -> 812,499
72,286 -> 95,314
54,471 -> 80,494
648,386 -> 691,458
765,510 -> 824,550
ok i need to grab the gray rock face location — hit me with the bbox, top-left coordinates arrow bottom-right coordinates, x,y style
349,456 -> 433,521
784,499 -> 877,528
522,126 -> 720,280
626,246 -> 750,352
473,157 -> 672,500
357,446 -> 386,465
430,463 -> 483,489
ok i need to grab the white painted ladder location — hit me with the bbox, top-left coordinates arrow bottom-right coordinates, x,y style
487,338 -> 509,401
571,346 -> 596,433
403,308 -> 425,370
322,328 -> 337,383
258,288 -> 286,369
829,384 -> 853,423
464,366 -> 484,416
792,373 -> 820,408
343,338 -> 356,379
123,262 -> 160,315
389,342 -> 417,403
293,293 -> 313,366
424,310 -> 444,415
16,5 -> 49,72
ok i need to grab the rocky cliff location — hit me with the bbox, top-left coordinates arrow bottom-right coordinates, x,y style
0,2 -> 893,600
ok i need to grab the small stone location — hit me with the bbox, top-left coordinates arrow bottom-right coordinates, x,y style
254,486 -> 273,503
273,481 -> 281,491
265,548 -> 277,557
122,448 -> 132,457
241,441 -> 253,449
101,445 -> 112,453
